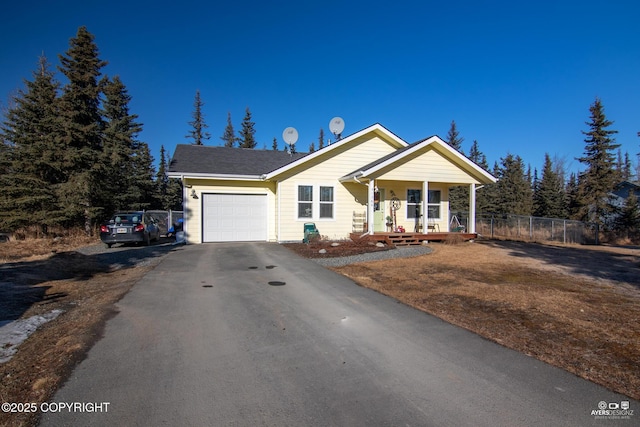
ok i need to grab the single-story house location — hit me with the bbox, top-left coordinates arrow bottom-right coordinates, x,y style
168,123 -> 496,243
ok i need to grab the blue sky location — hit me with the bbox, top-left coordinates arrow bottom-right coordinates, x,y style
1,0 -> 639,176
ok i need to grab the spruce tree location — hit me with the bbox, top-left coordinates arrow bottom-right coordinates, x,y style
318,128 -> 325,150
467,140 -> 491,215
446,120 -> 468,213
101,75 -> 144,212
496,154 -> 532,215
129,143 -> 156,210
271,137 -> 278,151
446,120 -> 464,153
186,90 -> 210,145
468,140 -> 488,169
57,26 -> 107,234
309,142 -> 315,153
0,55 -> 62,233
566,173 -> 581,220
156,145 -> 169,208
576,98 -> 620,227
221,112 -> 237,147
614,190 -> 640,237
238,107 -> 256,149
533,153 -> 566,218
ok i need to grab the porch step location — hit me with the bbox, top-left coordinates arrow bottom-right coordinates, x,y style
388,233 -> 423,246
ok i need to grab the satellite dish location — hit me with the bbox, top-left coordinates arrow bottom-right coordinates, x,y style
282,127 -> 298,145
329,117 -> 345,139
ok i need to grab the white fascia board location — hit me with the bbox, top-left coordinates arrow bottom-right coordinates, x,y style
265,123 -> 408,180
167,172 -> 265,181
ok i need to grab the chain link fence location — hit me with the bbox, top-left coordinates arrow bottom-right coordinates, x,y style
452,212 -> 598,244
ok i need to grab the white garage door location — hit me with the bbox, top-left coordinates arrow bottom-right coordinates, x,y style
202,193 -> 268,242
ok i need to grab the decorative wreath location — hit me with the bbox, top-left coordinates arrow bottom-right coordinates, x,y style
390,197 -> 401,211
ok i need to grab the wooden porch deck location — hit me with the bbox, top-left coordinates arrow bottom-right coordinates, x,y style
350,232 -> 478,246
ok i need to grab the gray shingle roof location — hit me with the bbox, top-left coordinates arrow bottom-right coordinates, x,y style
168,145 -> 309,176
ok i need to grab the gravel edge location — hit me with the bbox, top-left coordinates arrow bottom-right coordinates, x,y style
312,245 -> 433,267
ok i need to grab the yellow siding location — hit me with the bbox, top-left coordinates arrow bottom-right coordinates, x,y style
376,147 -> 480,184
184,178 -> 276,243
277,136 -> 396,242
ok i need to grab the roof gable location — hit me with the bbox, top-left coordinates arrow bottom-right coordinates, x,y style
265,123 -> 408,179
341,136 -> 496,184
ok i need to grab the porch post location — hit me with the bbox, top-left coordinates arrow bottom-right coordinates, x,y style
469,183 -> 476,233
423,181 -> 429,232
367,179 -> 375,235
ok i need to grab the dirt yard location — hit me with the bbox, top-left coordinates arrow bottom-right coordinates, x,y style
0,237 -> 639,426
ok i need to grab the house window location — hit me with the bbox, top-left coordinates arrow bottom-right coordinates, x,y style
319,186 -> 334,218
407,189 -> 421,219
298,185 -> 313,218
428,190 -> 441,219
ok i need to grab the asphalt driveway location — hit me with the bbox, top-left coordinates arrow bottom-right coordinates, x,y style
40,243 -> 635,426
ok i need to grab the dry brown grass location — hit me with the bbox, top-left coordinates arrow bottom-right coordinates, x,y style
0,234 -> 97,263
0,238 -> 152,427
330,240 -> 640,400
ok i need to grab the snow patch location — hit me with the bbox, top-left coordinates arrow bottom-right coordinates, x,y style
0,309 -> 64,363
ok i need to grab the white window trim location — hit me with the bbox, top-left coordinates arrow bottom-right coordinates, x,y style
427,189 -> 442,220
295,183 -> 336,221
406,188 -> 422,220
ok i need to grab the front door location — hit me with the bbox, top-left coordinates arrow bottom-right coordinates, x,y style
373,189 -> 385,232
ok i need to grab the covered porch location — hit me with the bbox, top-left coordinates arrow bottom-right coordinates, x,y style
346,178 -> 481,239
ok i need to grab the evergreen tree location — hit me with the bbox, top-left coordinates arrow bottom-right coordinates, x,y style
576,98 -> 620,227
318,128 -> 325,150
156,146 -> 183,210
446,120 -> 464,153
467,140 -> 492,215
57,26 -> 107,234
614,190 -> 640,237
101,75 -> 144,212
533,153 -> 566,218
446,120 -> 467,212
156,145 -> 169,208
566,173 -> 581,220
309,141 -> 315,153
271,137 -> 278,151
0,55 -> 62,233
468,140 -> 488,169
622,151 -> 633,181
496,154 -> 532,215
221,112 -> 237,147
186,90 -> 210,145
238,107 -> 256,148
475,162 -> 501,215
129,143 -> 156,210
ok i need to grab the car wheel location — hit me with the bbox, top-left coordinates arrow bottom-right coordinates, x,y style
106,243 -> 112,248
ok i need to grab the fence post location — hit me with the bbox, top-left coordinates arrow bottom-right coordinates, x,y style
563,220 -> 566,244
529,216 -> 533,240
